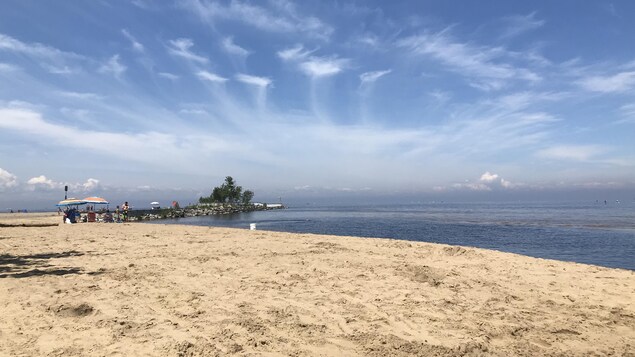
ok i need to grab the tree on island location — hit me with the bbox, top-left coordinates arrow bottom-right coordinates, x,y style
200,176 -> 254,205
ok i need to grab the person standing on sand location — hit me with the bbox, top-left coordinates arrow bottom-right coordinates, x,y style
122,202 -> 129,221
115,206 -> 120,223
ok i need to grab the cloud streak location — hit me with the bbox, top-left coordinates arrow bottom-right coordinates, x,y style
578,71 -> 635,93
500,12 -> 545,39
235,73 -> 271,87
360,69 -> 391,84
98,55 -> 126,79
197,70 -> 227,82
183,0 -> 333,40
167,38 -> 209,64
221,37 -> 250,57
397,30 -> 541,90
121,29 -> 145,52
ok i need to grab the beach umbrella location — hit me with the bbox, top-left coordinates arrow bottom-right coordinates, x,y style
83,196 -> 109,205
150,201 -> 159,205
56,198 -> 87,207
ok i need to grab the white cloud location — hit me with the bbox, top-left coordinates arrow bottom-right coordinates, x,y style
0,33 -> 85,75
299,56 -> 349,78
0,33 -> 83,60
81,178 -> 100,192
490,91 -> 569,112
358,34 -> 380,48
197,70 -> 228,83
479,171 -> 499,183
537,145 -> 608,161
428,90 -> 451,103
235,73 -> 271,87
167,38 -> 208,64
0,107 -> 250,169
500,12 -> 545,39
60,107 -> 92,121
57,91 -> 102,100
131,0 -> 150,9
277,45 -> 348,78
616,103 -> 635,124
158,72 -> 180,80
0,168 -> 18,190
183,0 -> 333,40
179,108 -> 208,115
277,44 -> 314,61
221,37 -> 250,57
27,175 -> 62,190
0,62 -> 19,72
121,29 -> 145,52
439,171 -> 519,192
43,65 -> 75,74
578,71 -> 635,93
99,54 -> 127,79
360,69 -> 391,84
397,30 -> 540,90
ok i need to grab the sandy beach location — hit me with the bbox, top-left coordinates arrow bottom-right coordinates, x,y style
0,213 -> 633,356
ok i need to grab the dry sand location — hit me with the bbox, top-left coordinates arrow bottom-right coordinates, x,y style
0,212 -> 633,356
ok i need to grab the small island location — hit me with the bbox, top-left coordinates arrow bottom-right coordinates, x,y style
130,176 -> 284,221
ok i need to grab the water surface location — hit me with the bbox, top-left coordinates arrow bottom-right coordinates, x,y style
150,202 -> 635,270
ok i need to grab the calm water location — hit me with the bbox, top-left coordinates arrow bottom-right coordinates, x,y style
151,202 -> 635,270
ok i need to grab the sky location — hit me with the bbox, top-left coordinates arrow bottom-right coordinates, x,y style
1,0 -> 634,209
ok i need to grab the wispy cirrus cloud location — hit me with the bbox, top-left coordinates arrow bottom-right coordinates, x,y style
98,54 -> 126,79
182,0 -> 333,40
121,29 -> 144,52
277,45 -> 349,78
500,12 -> 545,39
0,33 -> 85,74
197,70 -> 227,83
277,44 -> 314,61
0,33 -> 83,60
577,71 -> 635,93
167,38 -> 208,64
235,73 -> 271,87
0,107 -> 243,167
299,56 -> 350,78
56,91 -> 103,100
397,29 -> 541,90
0,62 -> 19,72
158,72 -> 179,80
537,145 -> 609,162
360,69 -> 391,84
616,103 -> 635,124
221,37 -> 250,57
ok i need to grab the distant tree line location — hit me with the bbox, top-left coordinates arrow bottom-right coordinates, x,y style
199,176 -> 254,205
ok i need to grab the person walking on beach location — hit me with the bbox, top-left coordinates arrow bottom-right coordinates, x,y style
122,201 -> 129,221
115,206 -> 120,223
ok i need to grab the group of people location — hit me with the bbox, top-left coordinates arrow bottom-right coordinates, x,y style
113,202 -> 130,222
62,201 -> 130,223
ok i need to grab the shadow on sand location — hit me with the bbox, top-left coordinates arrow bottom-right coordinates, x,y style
0,251 -> 97,278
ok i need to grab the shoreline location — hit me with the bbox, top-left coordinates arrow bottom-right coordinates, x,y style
1,212 -> 633,356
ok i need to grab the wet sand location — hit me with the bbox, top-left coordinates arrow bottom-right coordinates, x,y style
0,212 -> 633,356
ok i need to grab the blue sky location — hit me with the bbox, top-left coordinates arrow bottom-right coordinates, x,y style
1,0 -> 634,208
